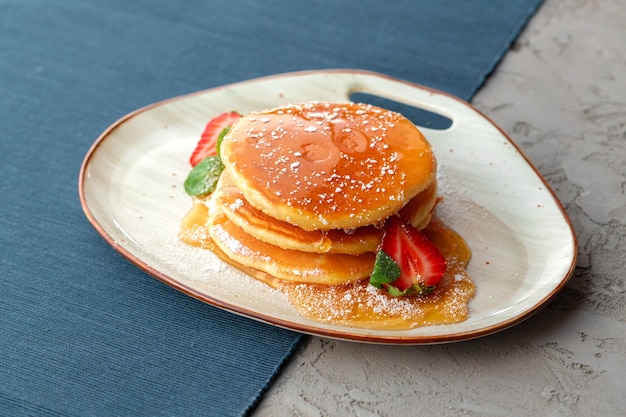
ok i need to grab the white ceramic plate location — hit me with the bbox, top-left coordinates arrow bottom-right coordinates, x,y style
79,70 -> 577,344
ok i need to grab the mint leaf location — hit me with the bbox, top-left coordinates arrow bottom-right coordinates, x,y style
216,126 -> 231,159
183,156 -> 224,196
386,283 -> 435,297
369,250 -> 401,288
385,284 -> 408,297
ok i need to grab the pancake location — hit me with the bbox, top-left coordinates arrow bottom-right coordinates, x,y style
207,201 -> 376,285
211,169 -> 382,254
212,168 -> 439,254
220,102 -> 436,231
399,179 -> 439,230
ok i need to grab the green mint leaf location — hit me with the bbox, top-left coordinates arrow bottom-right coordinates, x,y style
369,250 -> 401,288
385,284 -> 408,297
413,283 -> 436,295
216,126 -> 231,159
387,283 -> 435,297
183,156 -> 224,196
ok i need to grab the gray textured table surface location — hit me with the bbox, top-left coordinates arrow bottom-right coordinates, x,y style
253,1 -> 626,416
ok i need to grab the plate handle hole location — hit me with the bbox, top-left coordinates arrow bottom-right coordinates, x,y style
350,92 -> 452,130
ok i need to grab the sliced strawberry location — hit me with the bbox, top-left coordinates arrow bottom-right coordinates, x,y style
190,111 -> 241,166
369,215 -> 446,296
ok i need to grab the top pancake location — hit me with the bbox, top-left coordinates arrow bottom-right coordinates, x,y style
220,102 -> 436,231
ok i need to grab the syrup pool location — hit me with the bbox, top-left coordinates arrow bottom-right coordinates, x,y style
179,201 -> 474,330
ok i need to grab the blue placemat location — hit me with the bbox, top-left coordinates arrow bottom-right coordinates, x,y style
1,0 -> 542,416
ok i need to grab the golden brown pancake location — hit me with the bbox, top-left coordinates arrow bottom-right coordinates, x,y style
211,169 -> 438,254
399,180 -> 439,230
211,169 -> 382,254
206,202 -> 376,285
220,102 -> 436,231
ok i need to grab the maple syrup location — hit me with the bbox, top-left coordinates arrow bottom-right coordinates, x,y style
179,202 -> 474,330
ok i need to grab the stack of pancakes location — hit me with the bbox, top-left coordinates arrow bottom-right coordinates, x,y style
199,102 -> 438,285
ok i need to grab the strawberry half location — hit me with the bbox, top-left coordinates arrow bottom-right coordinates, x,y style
369,215 -> 447,296
189,111 -> 241,166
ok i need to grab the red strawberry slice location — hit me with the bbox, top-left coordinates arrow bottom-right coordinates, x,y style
370,215 -> 446,296
189,111 -> 241,166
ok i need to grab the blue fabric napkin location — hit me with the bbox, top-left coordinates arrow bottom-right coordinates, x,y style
0,0 -> 542,415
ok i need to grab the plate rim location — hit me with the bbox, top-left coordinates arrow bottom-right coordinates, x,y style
78,68 -> 578,345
